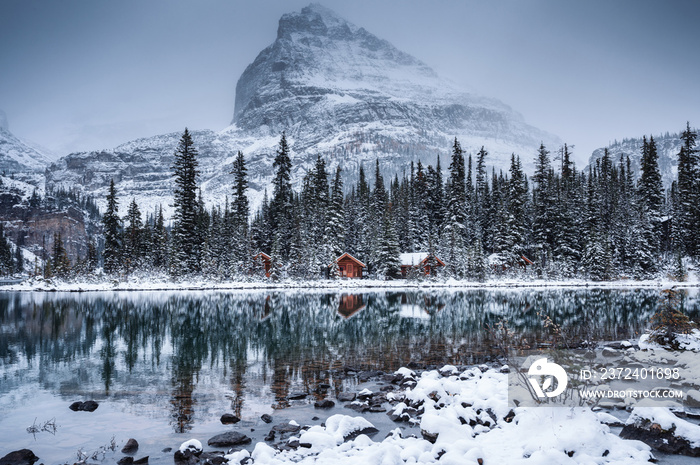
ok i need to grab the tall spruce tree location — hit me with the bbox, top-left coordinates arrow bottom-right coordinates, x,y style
231,150 -> 250,271
124,198 -> 143,273
102,179 -> 122,274
270,132 -> 294,263
675,123 -> 698,256
171,128 -> 201,275
637,136 -> 663,268
444,138 -> 468,276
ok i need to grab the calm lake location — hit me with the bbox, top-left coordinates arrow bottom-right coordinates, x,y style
1,288 -> 698,463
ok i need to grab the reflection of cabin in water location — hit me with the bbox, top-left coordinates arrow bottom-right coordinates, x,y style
399,293 -> 446,318
337,294 -> 366,318
335,253 -> 366,278
253,252 -> 272,277
399,252 -> 445,277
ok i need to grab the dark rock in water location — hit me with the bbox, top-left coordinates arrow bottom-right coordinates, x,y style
368,405 -> 386,413
358,370 -> 382,382
118,457 -> 146,465
69,400 -> 99,412
337,392 -> 356,402
271,423 -> 301,435
344,426 -> 379,442
264,431 -> 275,442
345,402 -> 369,413
220,413 -> 241,424
620,422 -> 700,456
0,449 -> 39,465
162,447 -> 172,453
122,438 -> 139,454
207,431 -> 252,447
288,392 -> 308,400
312,416 -> 320,421
261,413 -> 273,424
174,449 -> 226,465
314,399 -> 335,409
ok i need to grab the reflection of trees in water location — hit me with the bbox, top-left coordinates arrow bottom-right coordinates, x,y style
1,288 -> 697,431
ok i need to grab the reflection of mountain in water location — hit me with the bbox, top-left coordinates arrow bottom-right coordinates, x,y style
1,289 -> 693,432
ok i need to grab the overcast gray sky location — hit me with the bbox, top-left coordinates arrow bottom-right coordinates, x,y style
1,0 -> 699,164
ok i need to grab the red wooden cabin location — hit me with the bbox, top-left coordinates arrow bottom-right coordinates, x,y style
399,252 -> 445,277
334,253 -> 366,278
253,252 -> 272,277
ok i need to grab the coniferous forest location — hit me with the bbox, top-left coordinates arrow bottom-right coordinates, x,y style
17,123 -> 700,282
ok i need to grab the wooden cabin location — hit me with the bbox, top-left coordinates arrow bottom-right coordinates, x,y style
334,253 -> 366,278
253,252 -> 272,277
399,252 -> 445,277
488,253 -> 534,272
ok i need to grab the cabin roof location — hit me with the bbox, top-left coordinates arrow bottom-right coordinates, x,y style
399,252 -> 445,267
254,252 -> 271,260
335,252 -> 366,268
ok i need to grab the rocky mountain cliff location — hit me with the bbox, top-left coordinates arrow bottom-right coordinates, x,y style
0,110 -> 53,174
46,4 -> 560,216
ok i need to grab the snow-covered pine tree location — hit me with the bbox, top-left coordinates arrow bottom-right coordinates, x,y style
637,136 -> 663,265
375,210 -> 400,279
170,128 -> 201,275
0,224 -> 14,275
675,123 -> 698,257
51,232 -> 71,278
444,138 -> 468,277
102,178 -> 122,275
475,146 -> 489,249
231,150 -> 250,273
532,143 -> 556,268
124,198 -> 143,274
326,166 -> 345,260
270,132 -> 294,264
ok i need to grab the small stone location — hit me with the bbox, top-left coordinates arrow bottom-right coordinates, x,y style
312,416 -> 319,421
220,413 -> 240,424
162,447 -> 172,453
0,450 -> 39,465
207,431 -> 252,447
133,457 -> 149,465
261,413 -> 273,424
337,392 -> 356,402
122,438 -> 139,454
68,400 -> 99,412
288,392 -> 308,400
314,399 -> 335,409
117,457 -> 133,465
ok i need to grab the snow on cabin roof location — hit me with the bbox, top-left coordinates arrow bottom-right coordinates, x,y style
399,252 -> 429,266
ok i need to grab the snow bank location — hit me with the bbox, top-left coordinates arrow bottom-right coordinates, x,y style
627,407 -> 700,448
639,329 -> 700,352
224,366 -> 652,464
4,275 -> 698,293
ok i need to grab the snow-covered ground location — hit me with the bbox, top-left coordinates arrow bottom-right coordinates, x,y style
176,365 -> 656,464
2,274 -> 699,293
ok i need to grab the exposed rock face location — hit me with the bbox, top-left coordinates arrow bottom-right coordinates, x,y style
0,120 -> 53,173
46,4 -> 559,216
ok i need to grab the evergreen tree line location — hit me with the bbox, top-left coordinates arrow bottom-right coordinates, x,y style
95,125 -> 698,281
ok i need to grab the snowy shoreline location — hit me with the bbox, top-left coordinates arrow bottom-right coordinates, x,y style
2,276 -> 698,293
